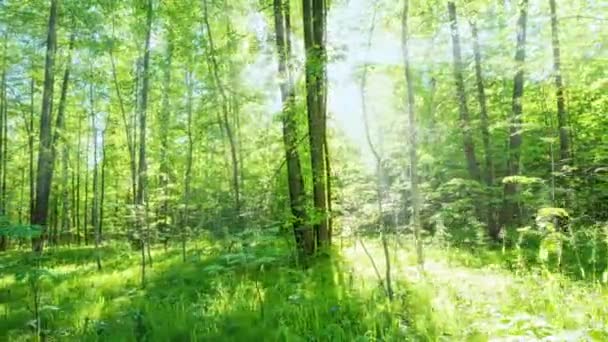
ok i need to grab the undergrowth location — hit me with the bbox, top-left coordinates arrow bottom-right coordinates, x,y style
2,232 -> 608,341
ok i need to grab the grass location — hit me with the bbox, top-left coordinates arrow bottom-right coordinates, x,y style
1,233 -> 608,341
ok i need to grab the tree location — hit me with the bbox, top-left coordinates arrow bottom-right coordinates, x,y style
137,0 -> 153,288
273,0 -> 312,255
447,1 -> 481,182
31,0 -> 58,252
471,20 -> 498,238
302,0 -> 330,248
549,0 -> 570,163
501,0 -> 529,227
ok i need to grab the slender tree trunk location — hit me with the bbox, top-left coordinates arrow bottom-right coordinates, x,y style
90,75 -> 102,270
84,124 -> 89,246
31,0 -> 58,252
75,112 -> 81,245
202,0 -> 241,221
109,11 -> 137,205
138,0 -> 153,288
159,34 -> 172,247
402,0 -> 424,269
549,0 -> 570,163
273,0 -> 312,256
447,1 -> 481,182
61,145 -> 70,244
0,63 -> 5,251
471,21 -> 499,238
183,67 -> 194,262
29,78 -> 35,228
501,0 -> 529,226
99,129 -> 106,241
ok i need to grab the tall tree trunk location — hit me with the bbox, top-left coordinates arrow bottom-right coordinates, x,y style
183,67 -> 194,262
402,0 -> 424,268
471,21 -> 499,238
109,10 -> 137,205
549,0 -> 570,163
159,34 -> 172,246
29,77 -> 35,228
83,123 -> 89,246
99,129 -> 106,242
501,0 -> 529,226
90,79 -> 101,271
447,1 -> 481,182
0,63 -> 5,251
202,0 -> 241,221
60,145 -> 70,244
273,0 -> 312,256
138,0 -> 153,288
75,112 -> 81,245
31,0 -> 59,252
303,0 -> 330,248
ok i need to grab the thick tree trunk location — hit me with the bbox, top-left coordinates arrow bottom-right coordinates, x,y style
31,0 -> 58,252
303,0 -> 330,249
31,0 -> 59,252
402,0 -> 424,268
447,1 -> 481,182
501,0 -> 529,226
549,0 -> 570,163
273,0 -> 313,256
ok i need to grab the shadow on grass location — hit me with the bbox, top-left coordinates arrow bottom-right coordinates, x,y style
58,241 -> 418,341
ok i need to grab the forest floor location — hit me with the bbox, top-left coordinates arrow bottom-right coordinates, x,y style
1,235 -> 608,341
345,239 -> 608,341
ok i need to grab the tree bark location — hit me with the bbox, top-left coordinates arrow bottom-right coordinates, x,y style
471,21 -> 499,238
273,0 -> 313,256
501,0 -> 529,226
549,0 -> 570,163
31,0 -> 59,252
303,0 -> 330,248
447,1 -> 481,182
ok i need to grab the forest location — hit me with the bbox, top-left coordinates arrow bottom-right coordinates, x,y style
0,0 -> 607,340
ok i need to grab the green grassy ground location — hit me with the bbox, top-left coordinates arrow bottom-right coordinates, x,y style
1,236 -> 607,341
